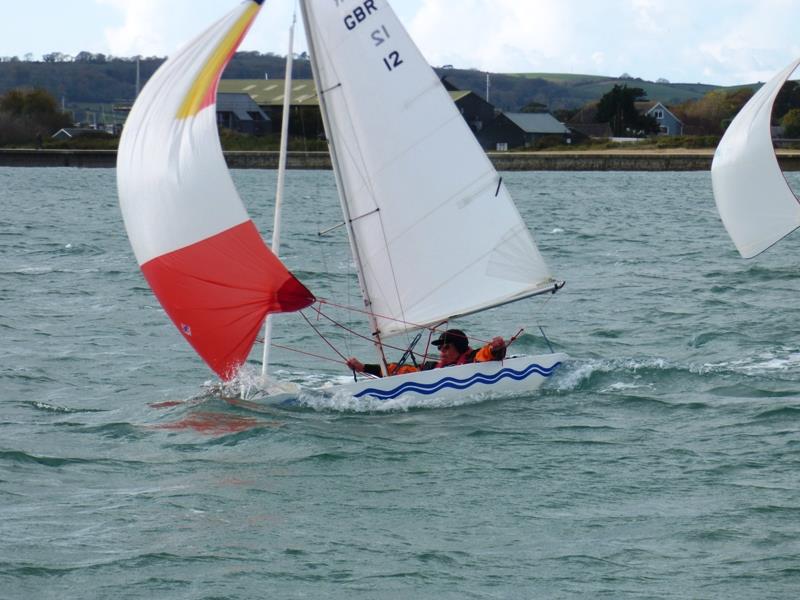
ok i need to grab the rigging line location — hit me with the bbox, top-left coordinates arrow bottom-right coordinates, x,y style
318,82 -> 342,96
318,286 -> 560,348
419,324 -> 442,365
308,304 -> 425,355
313,298 -> 508,348
316,297 -> 434,332
319,207 -> 381,236
299,310 -> 348,361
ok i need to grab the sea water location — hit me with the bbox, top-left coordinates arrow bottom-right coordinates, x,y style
1,167 -> 799,599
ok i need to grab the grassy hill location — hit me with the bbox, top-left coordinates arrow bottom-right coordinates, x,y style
0,54 -> 746,122
509,72 -> 724,105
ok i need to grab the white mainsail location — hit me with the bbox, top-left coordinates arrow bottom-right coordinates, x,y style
711,58 -> 800,258
299,1 -> 558,338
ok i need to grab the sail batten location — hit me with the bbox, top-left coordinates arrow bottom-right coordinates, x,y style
300,0 -> 555,338
118,0 -> 314,380
712,58 -> 800,258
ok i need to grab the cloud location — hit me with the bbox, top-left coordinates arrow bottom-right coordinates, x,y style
691,0 -> 800,84
84,0 -> 800,87
409,0 -> 570,72
97,0 -> 166,56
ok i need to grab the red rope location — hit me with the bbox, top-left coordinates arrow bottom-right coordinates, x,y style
257,303 -> 526,370
269,342 -> 347,366
305,303 -> 416,354
313,298 -> 503,347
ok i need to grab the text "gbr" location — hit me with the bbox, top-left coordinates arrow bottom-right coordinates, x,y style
344,0 -> 378,30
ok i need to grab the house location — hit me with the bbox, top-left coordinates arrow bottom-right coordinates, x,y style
478,112 -> 571,150
218,79 -> 327,138
635,101 -> 683,135
216,92 -> 271,135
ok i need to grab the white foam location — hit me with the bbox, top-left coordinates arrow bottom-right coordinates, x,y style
696,349 -> 800,376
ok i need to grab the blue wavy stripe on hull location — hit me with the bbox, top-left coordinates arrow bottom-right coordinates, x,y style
354,361 -> 562,401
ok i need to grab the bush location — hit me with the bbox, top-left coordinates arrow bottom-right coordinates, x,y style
0,88 -> 71,146
781,108 -> 800,138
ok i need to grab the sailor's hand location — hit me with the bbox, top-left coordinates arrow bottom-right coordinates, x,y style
346,357 -> 365,372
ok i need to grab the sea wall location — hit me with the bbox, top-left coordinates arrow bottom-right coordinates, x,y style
3,148 -> 800,171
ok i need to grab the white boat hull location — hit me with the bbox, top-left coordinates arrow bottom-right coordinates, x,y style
329,353 -> 567,402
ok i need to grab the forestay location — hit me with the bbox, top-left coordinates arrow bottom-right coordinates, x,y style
711,57 -> 800,258
301,0 -> 557,338
117,0 -> 314,380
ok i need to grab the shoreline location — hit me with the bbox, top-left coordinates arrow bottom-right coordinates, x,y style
3,148 -> 800,171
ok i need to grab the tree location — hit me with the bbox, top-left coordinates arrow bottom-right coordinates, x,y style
520,101 -> 548,113
596,84 -> 658,136
774,80 -> 800,122
672,88 -> 753,135
0,88 -> 71,145
781,108 -> 800,138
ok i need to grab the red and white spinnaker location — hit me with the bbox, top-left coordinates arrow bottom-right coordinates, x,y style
117,0 -> 314,380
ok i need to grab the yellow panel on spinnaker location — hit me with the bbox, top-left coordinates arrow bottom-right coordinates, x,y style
176,1 -> 262,119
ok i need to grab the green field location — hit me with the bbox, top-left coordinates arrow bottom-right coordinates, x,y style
508,72 -> 732,104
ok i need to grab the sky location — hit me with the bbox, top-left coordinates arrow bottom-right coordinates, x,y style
2,0 -> 800,86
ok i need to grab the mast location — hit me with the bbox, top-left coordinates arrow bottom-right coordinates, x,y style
261,11 -> 296,379
298,1 -> 389,375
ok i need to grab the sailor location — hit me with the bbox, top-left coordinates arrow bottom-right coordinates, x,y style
345,329 -> 507,377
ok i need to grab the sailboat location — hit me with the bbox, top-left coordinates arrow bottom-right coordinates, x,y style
117,0 -> 567,403
711,58 -> 800,258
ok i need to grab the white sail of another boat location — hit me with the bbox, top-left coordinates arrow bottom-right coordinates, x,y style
299,1 -> 559,341
712,58 -> 800,258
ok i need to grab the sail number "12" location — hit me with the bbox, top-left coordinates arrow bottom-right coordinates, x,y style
373,25 -> 403,72
341,1 -> 404,73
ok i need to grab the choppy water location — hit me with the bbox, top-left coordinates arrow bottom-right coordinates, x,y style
2,166 -> 800,599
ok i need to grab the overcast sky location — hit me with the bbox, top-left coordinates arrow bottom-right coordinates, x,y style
3,0 -> 800,86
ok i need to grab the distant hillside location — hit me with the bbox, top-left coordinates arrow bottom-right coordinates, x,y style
0,52 -> 741,120
511,72 -> 724,106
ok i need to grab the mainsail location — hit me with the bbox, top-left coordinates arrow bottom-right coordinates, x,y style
117,0 -> 314,380
711,58 -> 800,258
300,1 -> 558,339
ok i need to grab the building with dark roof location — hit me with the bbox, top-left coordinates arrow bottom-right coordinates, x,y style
218,78 -> 499,139
216,92 -> 271,135
478,112 -> 571,150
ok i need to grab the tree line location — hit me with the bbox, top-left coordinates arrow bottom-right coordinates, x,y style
579,82 -> 800,138
3,50 -> 800,146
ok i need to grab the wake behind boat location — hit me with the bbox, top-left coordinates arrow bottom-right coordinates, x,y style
116,0 -> 567,404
